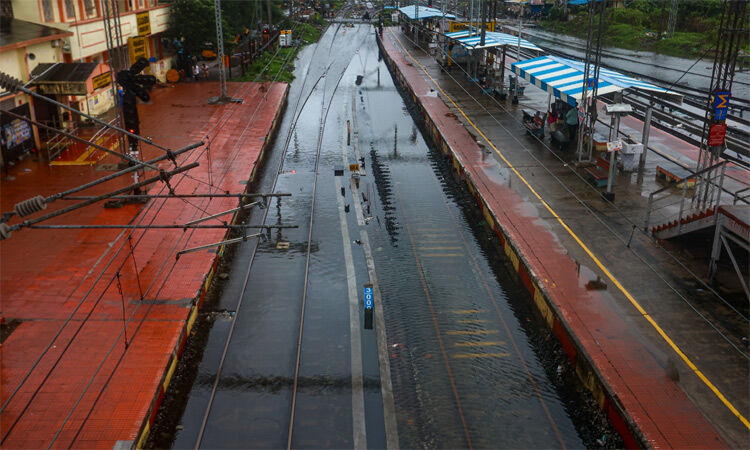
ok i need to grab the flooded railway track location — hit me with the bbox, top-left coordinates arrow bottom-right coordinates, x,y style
149,12 -> 612,450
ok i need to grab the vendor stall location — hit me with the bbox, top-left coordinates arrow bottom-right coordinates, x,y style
511,54 -> 682,168
442,30 -> 543,96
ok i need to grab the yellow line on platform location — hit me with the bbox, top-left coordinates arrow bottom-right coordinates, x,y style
388,30 -> 750,430
446,309 -> 485,314
452,352 -> 509,359
421,253 -> 463,258
457,319 -> 489,324
454,341 -> 505,347
446,330 -> 498,336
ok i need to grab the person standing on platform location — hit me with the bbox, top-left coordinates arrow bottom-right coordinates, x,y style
565,106 -> 579,141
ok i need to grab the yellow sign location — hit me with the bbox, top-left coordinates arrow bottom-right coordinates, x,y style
349,163 -> 360,172
136,11 -> 151,36
91,72 -> 111,90
449,20 -> 496,32
128,36 -> 149,64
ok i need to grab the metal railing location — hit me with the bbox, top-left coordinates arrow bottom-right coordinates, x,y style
644,161 -> 728,233
47,118 -> 120,164
733,186 -> 750,205
46,124 -> 76,163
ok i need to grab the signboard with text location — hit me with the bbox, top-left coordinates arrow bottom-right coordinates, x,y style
91,72 -> 111,90
708,123 -> 727,147
128,36 -> 149,65
448,20 -> 496,32
136,11 -> 151,36
363,284 -> 373,310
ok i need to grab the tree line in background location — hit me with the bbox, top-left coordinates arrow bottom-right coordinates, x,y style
166,0 -> 285,58
542,0 -> 747,58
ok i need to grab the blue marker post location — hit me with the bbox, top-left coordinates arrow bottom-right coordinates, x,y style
712,91 -> 731,121
363,283 -> 374,329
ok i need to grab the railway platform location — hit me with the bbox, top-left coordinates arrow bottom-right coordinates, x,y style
0,81 -> 288,448
379,27 -> 748,448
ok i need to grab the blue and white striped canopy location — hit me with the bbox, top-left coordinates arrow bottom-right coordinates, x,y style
445,30 -> 542,51
511,55 -> 682,106
398,5 -> 456,20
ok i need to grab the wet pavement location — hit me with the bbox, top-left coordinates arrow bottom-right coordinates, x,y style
381,26 -> 748,448
0,81 -> 287,449
155,22 -> 612,449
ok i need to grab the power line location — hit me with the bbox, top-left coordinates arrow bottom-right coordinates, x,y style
387,30 -> 749,359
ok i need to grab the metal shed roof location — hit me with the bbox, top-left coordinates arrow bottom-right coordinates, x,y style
445,30 -> 542,51
511,55 -> 683,106
398,5 -> 456,20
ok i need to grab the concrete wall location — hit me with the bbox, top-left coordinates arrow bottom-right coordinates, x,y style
11,1 -> 170,62
26,40 -> 63,75
65,5 -> 170,61
0,50 -> 24,82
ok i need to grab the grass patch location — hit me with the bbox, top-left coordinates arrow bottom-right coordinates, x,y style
232,20 -> 324,83
235,46 -> 298,83
539,18 -> 716,58
540,6 -> 749,59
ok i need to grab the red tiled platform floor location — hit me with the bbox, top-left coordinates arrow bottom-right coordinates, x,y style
381,29 -> 726,449
1,81 -> 287,448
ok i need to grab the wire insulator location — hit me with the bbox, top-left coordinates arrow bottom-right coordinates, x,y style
0,72 -> 22,93
14,195 -> 47,217
0,223 -> 11,240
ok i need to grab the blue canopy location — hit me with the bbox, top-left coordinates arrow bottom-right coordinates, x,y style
568,0 -> 605,5
398,5 -> 456,20
445,30 -> 543,51
511,55 -> 682,106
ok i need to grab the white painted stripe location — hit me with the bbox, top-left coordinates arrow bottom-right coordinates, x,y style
349,91 -> 400,450
338,115 -> 366,450
546,74 -> 584,87
535,68 -> 577,81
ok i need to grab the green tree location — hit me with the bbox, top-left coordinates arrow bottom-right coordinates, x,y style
166,0 -> 227,57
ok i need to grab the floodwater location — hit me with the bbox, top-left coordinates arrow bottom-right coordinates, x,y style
152,23 -> 607,449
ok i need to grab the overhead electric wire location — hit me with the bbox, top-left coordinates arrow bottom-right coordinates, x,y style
44,17 -> 325,449
389,29 -> 750,359
2,36 -> 300,437
2,9 -> 312,441
193,11 -> 364,449
403,25 -> 750,317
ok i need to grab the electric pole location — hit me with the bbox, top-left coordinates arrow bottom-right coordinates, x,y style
694,0 -> 747,208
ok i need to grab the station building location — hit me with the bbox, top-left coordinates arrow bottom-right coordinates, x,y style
1,0 -> 171,169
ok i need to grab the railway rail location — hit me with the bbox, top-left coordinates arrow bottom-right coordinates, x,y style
192,7 -> 370,448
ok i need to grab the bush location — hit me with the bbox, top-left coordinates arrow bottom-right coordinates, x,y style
547,6 -> 566,22
612,8 -> 645,27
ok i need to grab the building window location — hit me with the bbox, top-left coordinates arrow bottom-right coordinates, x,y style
42,0 -> 54,21
83,0 -> 97,17
64,0 -> 76,19
1,0 -> 13,18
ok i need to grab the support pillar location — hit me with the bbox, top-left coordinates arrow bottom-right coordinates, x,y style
638,104 -> 653,175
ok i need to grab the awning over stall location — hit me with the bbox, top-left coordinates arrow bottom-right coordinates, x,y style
31,63 -> 111,96
511,55 -> 683,106
398,5 -> 456,20
445,30 -> 542,51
